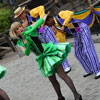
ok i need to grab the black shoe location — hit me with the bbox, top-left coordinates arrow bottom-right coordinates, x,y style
95,75 -> 100,79
0,56 -> 4,60
83,72 -> 93,77
79,95 -> 82,100
75,94 -> 82,100
58,97 -> 65,100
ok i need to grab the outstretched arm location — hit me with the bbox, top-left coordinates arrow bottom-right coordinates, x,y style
22,18 -> 44,36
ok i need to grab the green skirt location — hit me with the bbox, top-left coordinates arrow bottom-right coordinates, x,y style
36,41 -> 71,77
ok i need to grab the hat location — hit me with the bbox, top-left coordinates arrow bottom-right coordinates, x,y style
14,7 -> 25,18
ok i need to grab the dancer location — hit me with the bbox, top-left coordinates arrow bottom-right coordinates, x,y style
45,10 -> 100,79
10,18 -> 82,100
14,6 -> 71,73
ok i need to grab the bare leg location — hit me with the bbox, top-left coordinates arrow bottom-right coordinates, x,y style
56,64 -> 81,100
0,88 -> 10,100
48,74 -> 64,100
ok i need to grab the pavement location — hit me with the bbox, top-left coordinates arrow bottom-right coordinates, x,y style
0,34 -> 100,100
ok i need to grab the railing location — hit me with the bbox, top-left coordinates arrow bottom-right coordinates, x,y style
0,30 -> 17,54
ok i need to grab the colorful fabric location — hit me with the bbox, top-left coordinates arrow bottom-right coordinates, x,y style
54,10 -> 100,75
26,13 -> 36,25
30,6 -> 45,19
39,26 -> 59,44
0,65 -> 6,79
54,30 -> 66,43
58,10 -> 74,26
54,15 -> 81,34
17,19 -> 44,56
73,6 -> 100,28
36,41 -> 71,77
19,18 -> 71,77
74,22 -> 100,74
17,38 -> 25,47
22,19 -> 44,37
27,6 -> 71,70
39,26 -> 71,70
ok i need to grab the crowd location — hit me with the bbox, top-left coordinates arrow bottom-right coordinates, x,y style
0,3 -> 100,100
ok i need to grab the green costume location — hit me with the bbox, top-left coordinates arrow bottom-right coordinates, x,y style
0,65 -> 6,79
17,18 -> 71,77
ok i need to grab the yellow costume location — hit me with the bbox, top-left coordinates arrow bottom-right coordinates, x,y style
53,11 -> 74,43
55,30 -> 66,43
30,6 -> 45,18
54,10 -> 74,29
58,10 -> 74,26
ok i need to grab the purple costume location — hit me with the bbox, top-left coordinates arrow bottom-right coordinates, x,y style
26,13 -> 70,70
39,26 -> 70,70
55,15 -> 100,75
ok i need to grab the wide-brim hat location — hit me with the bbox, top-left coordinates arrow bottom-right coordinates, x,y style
14,7 -> 25,18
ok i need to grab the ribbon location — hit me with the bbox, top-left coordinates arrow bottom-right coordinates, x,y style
36,42 -> 58,69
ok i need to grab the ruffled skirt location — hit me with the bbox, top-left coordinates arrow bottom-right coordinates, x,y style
36,41 -> 71,77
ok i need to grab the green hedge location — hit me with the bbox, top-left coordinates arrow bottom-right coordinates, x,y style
0,5 -> 12,33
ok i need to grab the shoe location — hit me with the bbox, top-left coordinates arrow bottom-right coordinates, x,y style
64,67 -> 71,74
58,97 -> 65,100
75,94 -> 82,100
83,72 -> 93,77
95,72 -> 100,79
0,56 -> 4,60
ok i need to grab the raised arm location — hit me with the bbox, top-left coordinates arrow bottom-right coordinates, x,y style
30,6 -> 45,18
22,18 -> 44,36
59,10 -> 74,26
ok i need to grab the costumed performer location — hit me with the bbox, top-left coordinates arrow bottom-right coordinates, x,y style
10,17 -> 82,100
13,6 -> 71,73
45,10 -> 100,79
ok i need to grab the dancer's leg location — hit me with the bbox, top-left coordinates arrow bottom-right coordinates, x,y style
0,88 -> 10,100
48,74 -> 64,100
56,64 -> 81,100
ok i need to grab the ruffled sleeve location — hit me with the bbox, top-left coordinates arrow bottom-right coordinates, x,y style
30,6 -> 45,18
58,10 -> 74,26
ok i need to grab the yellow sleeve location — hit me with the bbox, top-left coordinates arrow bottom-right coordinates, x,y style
30,6 -> 45,18
58,10 -> 74,26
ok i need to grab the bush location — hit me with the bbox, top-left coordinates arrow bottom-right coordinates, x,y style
0,5 -> 12,33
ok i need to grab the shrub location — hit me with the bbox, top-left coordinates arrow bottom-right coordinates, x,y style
0,5 -> 12,34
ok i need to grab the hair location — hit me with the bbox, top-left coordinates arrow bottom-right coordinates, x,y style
45,15 -> 55,26
45,15 -> 53,22
10,22 -> 22,39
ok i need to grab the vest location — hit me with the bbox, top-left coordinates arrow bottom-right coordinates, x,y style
54,15 -> 81,34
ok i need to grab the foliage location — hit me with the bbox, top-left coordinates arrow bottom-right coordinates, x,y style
0,3 -> 3,7
0,5 -> 12,33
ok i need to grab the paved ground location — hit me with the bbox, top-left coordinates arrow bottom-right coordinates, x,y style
0,34 -> 100,100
